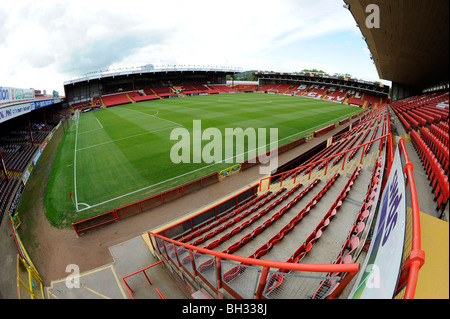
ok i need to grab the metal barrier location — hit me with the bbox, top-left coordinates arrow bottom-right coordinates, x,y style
148,231 -> 360,299
121,260 -> 165,299
395,138 -> 425,299
259,133 -> 390,192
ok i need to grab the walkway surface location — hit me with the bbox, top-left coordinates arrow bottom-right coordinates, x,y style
46,234 -> 189,299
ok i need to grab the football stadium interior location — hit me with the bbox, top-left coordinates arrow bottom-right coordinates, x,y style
0,1 -> 448,301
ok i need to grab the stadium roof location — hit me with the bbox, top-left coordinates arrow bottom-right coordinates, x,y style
344,0 -> 449,90
64,65 -> 242,86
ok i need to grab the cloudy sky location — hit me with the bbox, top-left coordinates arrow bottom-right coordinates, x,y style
0,0 -> 388,95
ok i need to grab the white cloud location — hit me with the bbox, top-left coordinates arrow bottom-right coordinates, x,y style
0,0 -> 389,94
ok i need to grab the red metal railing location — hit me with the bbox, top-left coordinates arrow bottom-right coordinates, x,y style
148,231 -> 360,299
259,132 -> 391,191
396,138 -> 425,299
121,260 -> 165,299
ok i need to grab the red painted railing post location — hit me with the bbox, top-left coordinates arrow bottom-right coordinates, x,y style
342,152 -> 347,170
254,266 -> 270,299
143,269 -> 152,286
360,145 -> 365,164
215,256 -> 223,298
397,138 -> 424,299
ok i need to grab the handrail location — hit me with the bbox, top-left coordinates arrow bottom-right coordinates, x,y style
260,132 -> 390,191
397,138 -> 425,299
148,231 -> 360,274
121,260 -> 164,299
331,107 -> 386,143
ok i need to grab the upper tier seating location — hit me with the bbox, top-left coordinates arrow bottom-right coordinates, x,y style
101,93 -> 132,107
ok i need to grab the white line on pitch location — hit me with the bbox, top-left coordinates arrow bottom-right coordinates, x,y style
73,114 -> 79,212
95,116 -> 104,129
124,106 -> 183,127
78,128 -> 103,135
76,126 -> 178,151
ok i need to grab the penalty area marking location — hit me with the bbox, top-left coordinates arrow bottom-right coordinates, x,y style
76,126 -> 179,152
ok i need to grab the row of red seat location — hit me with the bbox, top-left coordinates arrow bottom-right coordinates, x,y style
259,83 -> 386,106
243,179 -> 324,259
170,187 -> 289,264
397,113 -> 411,132
128,91 -> 159,102
191,182 -> 313,272
221,176 -> 335,283
430,124 -> 449,148
290,166 -> 360,265
402,112 -> 420,130
166,189 -> 283,259
318,111 -> 385,170
101,93 -> 133,107
211,182 -> 306,253
420,127 -> 449,174
348,117 -> 380,161
304,108 -> 386,175
391,90 -> 448,112
312,157 -> 383,299
346,96 -> 365,107
1,144 -> 38,172
143,86 -> 175,97
410,109 -> 434,125
438,121 -> 448,132
410,130 -> 449,212
179,191 -> 272,244
207,85 -> 237,93
190,189 -> 285,248
264,166 -> 362,295
331,107 -> 384,145
390,90 -> 449,131
331,131 -> 362,166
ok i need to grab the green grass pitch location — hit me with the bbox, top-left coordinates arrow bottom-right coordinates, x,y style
44,93 -> 361,227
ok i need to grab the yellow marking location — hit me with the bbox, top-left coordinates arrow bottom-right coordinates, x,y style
46,289 -> 59,299
367,152 -> 374,168
346,158 -> 356,175
142,233 -> 154,253
82,284 -> 112,299
110,265 -> 128,299
404,133 -> 411,141
325,162 -> 340,179
46,264 -> 127,299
